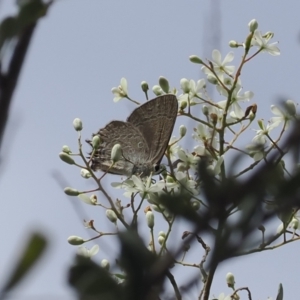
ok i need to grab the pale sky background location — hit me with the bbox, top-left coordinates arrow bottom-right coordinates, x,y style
1,1 -> 300,299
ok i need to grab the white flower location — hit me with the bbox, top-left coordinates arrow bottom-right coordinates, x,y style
165,171 -> 199,197
111,78 -> 128,102
270,102 -> 296,129
77,245 -> 99,258
178,79 -> 206,104
207,155 -> 224,176
115,175 -> 164,199
202,49 -> 235,76
218,84 -> 254,119
111,178 -> 136,198
251,30 -> 280,56
252,120 -> 274,144
193,123 -> 218,148
246,142 -> 266,161
168,136 -> 181,160
177,149 -> 200,171
214,292 -> 232,300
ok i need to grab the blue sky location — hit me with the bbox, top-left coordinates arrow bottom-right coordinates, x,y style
1,1 -> 300,299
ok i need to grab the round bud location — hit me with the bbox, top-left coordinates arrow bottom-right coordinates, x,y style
62,145 -> 71,154
92,135 -> 101,149
179,100 -> 187,110
73,118 -> 83,131
189,55 -> 203,64
207,75 -> 218,85
64,187 -> 80,196
101,259 -> 110,271
229,40 -> 239,48
59,152 -> 75,165
78,194 -> 96,205
179,125 -> 187,137
202,105 -> 209,116
248,19 -> 258,32
191,201 -> 200,211
226,272 -> 235,288
80,169 -> 92,179
141,81 -> 149,92
257,119 -> 264,130
146,211 -> 155,228
152,85 -> 163,96
158,231 -> 166,237
111,144 -> 122,163
285,100 -> 296,116
106,209 -> 117,223
180,78 -> 190,93
68,235 -> 84,245
158,235 -> 165,245
159,76 -> 170,93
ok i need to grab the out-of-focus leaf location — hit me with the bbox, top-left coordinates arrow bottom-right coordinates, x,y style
17,0 -> 50,28
0,17 -> 19,50
68,255 -> 123,300
0,232 -> 47,298
276,283 -> 283,300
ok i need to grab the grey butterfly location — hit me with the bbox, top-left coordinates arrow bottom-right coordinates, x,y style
87,94 -> 178,177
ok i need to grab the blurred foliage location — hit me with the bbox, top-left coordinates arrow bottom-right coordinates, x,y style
0,1 -> 51,299
68,121 -> 300,299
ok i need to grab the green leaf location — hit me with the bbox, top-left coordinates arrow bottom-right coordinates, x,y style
276,283 -> 283,300
0,232 -> 47,296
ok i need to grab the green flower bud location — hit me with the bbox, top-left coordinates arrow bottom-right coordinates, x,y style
177,162 -> 186,172
257,119 -> 264,130
158,235 -> 165,245
78,194 -> 97,205
180,78 -> 190,93
92,135 -> 101,149
179,125 -> 187,138
290,217 -> 299,230
101,259 -> 110,271
226,272 -> 235,288
73,118 -> 83,131
68,235 -> 84,245
166,175 -> 175,183
106,209 -> 117,223
158,231 -> 166,237
152,85 -> 163,96
159,76 -> 169,93
202,105 -> 209,116
80,169 -> 92,179
248,19 -> 258,32
146,211 -> 155,228
191,201 -> 200,210
224,77 -> 232,85
207,74 -> 218,85
59,152 -> 75,165
179,100 -> 187,110
64,187 -> 80,196
141,81 -> 149,92
111,144 -> 122,163
285,100 -> 296,116
229,40 -> 239,48
263,31 -> 274,39
244,33 -> 253,52
189,55 -> 203,64
62,145 -> 71,154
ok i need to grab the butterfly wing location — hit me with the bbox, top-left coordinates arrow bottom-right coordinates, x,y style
91,120 -> 150,176
126,94 -> 178,165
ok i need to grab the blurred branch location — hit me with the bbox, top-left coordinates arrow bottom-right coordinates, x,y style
0,0 -> 53,151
